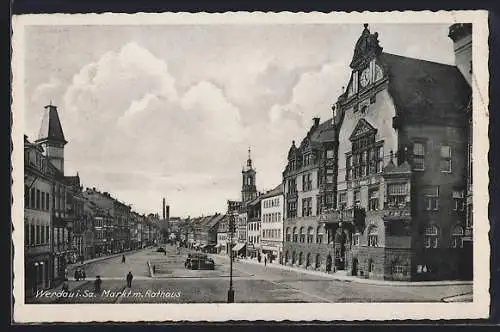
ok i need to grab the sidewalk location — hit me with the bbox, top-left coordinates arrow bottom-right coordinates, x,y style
219,254 -> 472,287
67,246 -> 154,271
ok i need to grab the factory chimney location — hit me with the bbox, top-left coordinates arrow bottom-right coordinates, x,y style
162,197 -> 166,220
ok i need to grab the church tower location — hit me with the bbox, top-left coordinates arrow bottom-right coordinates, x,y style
35,104 -> 67,174
241,147 -> 257,203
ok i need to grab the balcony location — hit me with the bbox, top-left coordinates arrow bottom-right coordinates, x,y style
383,202 -> 411,221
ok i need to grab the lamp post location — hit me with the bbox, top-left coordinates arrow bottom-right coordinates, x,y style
227,213 -> 235,303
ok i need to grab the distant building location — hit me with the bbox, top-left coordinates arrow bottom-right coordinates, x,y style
260,184 -> 284,263
246,195 -> 262,258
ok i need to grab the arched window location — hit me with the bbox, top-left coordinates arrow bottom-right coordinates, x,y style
367,225 -> 378,247
307,227 -> 314,243
292,251 -> 296,264
353,232 -> 361,246
451,225 -> 464,248
316,225 -> 323,244
293,227 -> 298,243
299,227 -> 305,243
285,227 -> 291,242
424,224 -> 440,248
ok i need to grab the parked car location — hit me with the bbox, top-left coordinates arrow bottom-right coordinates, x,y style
184,253 -> 215,270
156,247 -> 166,253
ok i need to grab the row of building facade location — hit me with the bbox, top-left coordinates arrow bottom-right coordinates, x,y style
167,23 -> 473,281
24,105 -> 160,298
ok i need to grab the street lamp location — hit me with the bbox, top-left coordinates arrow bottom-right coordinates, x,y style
227,213 -> 235,303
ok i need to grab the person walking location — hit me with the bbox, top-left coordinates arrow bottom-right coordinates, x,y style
126,271 -> 133,288
94,276 -> 102,295
264,255 -> 267,267
62,280 -> 69,293
122,255 -> 126,264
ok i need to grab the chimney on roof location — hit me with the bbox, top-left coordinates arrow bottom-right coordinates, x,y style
162,197 -> 166,220
313,117 -> 320,127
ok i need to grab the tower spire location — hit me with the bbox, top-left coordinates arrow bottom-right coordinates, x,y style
247,146 -> 252,168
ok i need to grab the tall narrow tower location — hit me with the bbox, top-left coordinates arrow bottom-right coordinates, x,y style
35,104 -> 67,174
241,147 -> 257,202
162,198 -> 166,220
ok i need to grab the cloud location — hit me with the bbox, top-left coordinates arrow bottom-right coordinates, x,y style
31,76 -> 62,104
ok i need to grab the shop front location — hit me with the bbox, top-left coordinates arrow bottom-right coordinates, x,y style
25,253 -> 51,298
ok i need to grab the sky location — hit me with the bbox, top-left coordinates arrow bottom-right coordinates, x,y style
23,23 -> 456,218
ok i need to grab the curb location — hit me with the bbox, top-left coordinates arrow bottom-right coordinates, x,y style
224,255 -> 472,287
441,292 -> 474,303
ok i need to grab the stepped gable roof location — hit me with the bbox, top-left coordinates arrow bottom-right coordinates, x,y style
36,105 -> 67,144
378,52 -> 470,125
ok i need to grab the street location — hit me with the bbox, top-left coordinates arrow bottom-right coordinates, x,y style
32,245 -> 472,304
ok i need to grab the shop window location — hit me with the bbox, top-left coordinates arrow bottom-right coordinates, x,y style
424,224 -> 440,248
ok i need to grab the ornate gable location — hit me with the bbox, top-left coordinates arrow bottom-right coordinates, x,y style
350,24 -> 383,70
349,118 -> 377,141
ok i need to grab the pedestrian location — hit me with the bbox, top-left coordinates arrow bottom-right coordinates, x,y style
126,271 -> 133,288
82,269 -> 86,280
122,255 -> 126,264
62,281 -> 69,293
153,265 -> 156,274
74,269 -> 80,281
94,276 -> 102,295
80,255 -> 84,265
264,255 -> 267,267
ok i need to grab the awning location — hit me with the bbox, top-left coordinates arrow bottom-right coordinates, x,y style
214,243 -> 222,248
232,243 -> 246,252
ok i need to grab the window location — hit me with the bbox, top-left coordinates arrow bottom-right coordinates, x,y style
25,186 -> 30,208
316,226 -> 323,244
287,202 -> 297,218
353,233 -> 360,246
299,227 -> 305,243
307,227 -> 314,244
41,225 -> 45,244
451,225 -> 464,248
440,145 -> 452,172
367,226 -> 378,247
339,192 -> 347,210
278,212 -> 281,222
293,227 -> 298,242
354,190 -> 361,206
30,224 -> 35,246
424,186 -> 439,211
387,183 -> 408,208
46,193 -> 50,210
30,188 -> 36,208
36,225 -> 40,245
36,189 -> 41,209
368,188 -> 379,211
41,192 -> 45,211
346,155 -> 352,181
326,149 -> 334,159
25,224 -> 29,245
424,224 -> 440,248
302,173 -> 312,191
302,198 -> 312,217
452,190 -> 465,211
46,225 -> 50,243
326,169 -> 334,184
413,142 -> 425,170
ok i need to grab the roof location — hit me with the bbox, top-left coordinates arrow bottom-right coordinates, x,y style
260,183 -> 284,199
206,214 -> 224,228
36,105 -> 67,144
378,52 -> 470,126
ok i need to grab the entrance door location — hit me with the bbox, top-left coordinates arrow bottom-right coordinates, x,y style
351,258 -> 358,276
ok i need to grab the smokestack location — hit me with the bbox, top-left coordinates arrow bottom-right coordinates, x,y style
166,205 -> 170,221
162,198 -> 166,220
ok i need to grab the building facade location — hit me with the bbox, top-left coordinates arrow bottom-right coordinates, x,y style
246,196 -> 262,258
283,117 -> 338,272
260,184 -> 284,263
325,24 -> 471,281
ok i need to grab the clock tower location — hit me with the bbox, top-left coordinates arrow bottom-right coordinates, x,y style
241,147 -> 257,203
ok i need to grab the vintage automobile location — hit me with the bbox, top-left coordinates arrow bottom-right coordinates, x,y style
184,253 -> 215,270
156,247 -> 166,253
